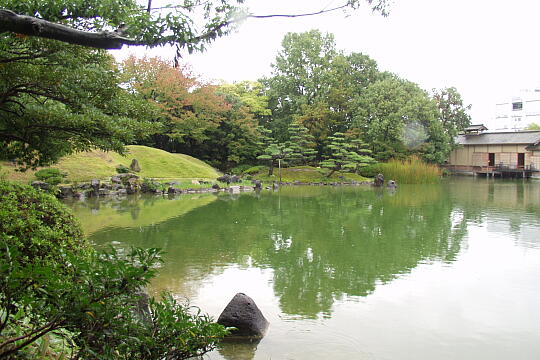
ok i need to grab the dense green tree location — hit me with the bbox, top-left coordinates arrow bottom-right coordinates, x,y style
0,35 -> 157,168
263,30 -> 381,155
263,30 -> 338,140
352,76 -> 441,161
218,81 -> 272,120
432,87 -> 472,141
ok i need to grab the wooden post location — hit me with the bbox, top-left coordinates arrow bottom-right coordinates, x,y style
278,158 -> 282,185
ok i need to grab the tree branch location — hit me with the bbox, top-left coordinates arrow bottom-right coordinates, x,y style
0,1 -> 386,50
0,9 -> 141,49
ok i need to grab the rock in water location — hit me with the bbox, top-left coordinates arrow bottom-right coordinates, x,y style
130,158 -> 141,172
373,173 -> 384,187
217,293 -> 269,338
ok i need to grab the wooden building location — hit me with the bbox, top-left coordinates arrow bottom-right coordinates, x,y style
446,125 -> 540,178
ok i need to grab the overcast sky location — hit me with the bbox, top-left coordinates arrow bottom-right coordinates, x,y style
118,0 -> 540,123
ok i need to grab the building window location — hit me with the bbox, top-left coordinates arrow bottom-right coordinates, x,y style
513,101 -> 523,111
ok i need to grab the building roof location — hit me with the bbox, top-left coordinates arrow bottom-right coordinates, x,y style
455,131 -> 540,146
464,124 -> 488,132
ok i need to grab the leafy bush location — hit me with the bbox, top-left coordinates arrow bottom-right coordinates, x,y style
34,167 -> 67,185
0,181 -> 88,263
230,164 -> 254,175
359,163 -> 382,178
0,181 -> 228,359
116,164 -> 131,173
242,165 -> 268,175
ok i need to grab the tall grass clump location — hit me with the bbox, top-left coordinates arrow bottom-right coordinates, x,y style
380,156 -> 441,184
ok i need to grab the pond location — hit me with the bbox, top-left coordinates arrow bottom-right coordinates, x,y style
65,177 -> 540,360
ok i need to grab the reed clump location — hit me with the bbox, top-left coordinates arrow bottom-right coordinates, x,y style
379,156 -> 441,184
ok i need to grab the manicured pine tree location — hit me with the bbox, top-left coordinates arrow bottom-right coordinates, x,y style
286,122 -> 318,166
320,132 -> 376,177
256,127 -> 293,176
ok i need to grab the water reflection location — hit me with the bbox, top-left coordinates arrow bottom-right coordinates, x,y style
65,178 -> 540,359
70,184 -> 475,318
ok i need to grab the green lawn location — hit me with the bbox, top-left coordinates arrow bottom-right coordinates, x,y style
1,146 -> 220,183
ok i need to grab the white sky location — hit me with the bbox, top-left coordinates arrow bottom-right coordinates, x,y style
116,0 -> 540,123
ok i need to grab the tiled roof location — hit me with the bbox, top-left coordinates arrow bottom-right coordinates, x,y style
455,131 -> 540,145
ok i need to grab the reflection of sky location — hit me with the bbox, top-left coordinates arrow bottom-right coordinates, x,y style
181,224 -> 540,360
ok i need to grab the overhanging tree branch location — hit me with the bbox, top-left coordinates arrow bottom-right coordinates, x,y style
0,9 -> 140,49
0,1 -> 389,50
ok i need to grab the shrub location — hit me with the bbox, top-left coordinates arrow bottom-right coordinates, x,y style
116,164 -> 131,173
242,165 -> 268,175
0,181 -> 88,263
359,163 -> 382,178
230,164 -> 254,175
34,167 -> 67,185
0,181 -> 228,359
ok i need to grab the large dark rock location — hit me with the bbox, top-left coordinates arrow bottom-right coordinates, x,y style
217,293 -> 269,338
57,185 -> 73,198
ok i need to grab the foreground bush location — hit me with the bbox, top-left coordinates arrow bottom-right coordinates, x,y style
34,168 -> 67,185
0,181 -> 228,359
379,156 -> 442,184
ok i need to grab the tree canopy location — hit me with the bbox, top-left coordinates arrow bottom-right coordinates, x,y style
0,35 -> 158,168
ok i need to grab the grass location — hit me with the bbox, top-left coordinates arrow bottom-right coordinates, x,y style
252,166 -> 369,183
379,156 -> 442,184
0,145 -> 221,183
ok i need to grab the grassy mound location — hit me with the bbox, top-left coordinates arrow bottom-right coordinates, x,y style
1,146 -> 220,183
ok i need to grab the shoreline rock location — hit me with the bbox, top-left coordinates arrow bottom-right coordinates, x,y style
217,293 -> 269,338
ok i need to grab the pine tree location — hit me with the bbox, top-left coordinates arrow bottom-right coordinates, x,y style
286,122 -> 317,166
320,133 -> 375,177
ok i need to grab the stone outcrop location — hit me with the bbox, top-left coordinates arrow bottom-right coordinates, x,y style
217,293 -> 269,338
373,173 -> 384,187
130,159 -> 141,172
217,174 -> 242,184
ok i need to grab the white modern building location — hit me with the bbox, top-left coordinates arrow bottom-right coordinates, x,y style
486,89 -> 540,132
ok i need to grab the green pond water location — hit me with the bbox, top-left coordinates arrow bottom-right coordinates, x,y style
66,177 -> 540,360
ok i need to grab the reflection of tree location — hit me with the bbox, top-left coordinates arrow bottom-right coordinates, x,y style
256,186 -> 466,317
80,185 -> 469,319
